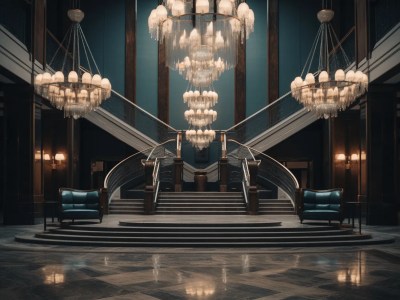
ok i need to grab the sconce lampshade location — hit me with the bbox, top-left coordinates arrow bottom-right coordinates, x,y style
55,153 -> 66,161
335,153 -> 346,161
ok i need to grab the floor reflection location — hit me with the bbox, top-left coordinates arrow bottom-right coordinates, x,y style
41,265 -> 65,285
336,251 -> 366,286
0,247 -> 398,299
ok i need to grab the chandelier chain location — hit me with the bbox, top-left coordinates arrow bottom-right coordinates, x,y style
79,26 -> 102,75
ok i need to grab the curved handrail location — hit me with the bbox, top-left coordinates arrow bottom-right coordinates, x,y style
104,142 -> 169,189
104,139 -> 177,202
227,139 -> 299,202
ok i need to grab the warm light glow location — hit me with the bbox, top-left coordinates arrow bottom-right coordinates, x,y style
42,265 -> 65,285
35,151 -> 42,160
335,153 -> 346,161
185,278 -> 215,297
55,153 -> 65,161
43,154 -> 51,161
336,253 -> 365,286
361,151 -> 366,160
350,153 -> 359,161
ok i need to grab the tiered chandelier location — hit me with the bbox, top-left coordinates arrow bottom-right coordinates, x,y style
34,9 -> 111,119
148,0 -> 254,72
148,0 -> 254,150
184,88 -> 218,150
290,9 -> 368,119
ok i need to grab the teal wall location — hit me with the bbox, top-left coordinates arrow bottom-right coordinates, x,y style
246,0 -> 268,114
81,0 -> 125,95
278,0 -> 321,96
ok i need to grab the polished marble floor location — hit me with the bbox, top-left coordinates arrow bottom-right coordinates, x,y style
0,215 -> 399,299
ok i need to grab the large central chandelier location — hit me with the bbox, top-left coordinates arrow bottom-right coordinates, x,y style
34,9 -> 112,119
149,1 -> 254,150
290,9 -> 368,119
148,0 -> 254,74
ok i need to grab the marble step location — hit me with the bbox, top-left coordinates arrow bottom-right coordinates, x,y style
34,232 -> 371,243
47,228 -> 355,237
16,236 -> 393,248
160,192 -> 243,197
155,211 -> 247,215
18,233 -> 371,247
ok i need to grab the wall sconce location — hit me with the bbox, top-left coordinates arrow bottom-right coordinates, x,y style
335,153 -> 360,170
43,153 -> 65,169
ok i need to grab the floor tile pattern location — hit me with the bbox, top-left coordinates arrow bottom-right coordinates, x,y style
0,215 -> 399,299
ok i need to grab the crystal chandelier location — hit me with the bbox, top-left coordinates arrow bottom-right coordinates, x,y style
148,0 -> 254,79
183,88 -> 218,150
185,129 -> 216,150
148,1 -> 255,150
34,9 -> 112,119
290,9 -> 368,119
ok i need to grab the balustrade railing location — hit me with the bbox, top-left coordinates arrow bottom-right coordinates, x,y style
226,140 -> 299,204
104,139 -> 177,203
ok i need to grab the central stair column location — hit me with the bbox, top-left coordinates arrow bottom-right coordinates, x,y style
219,132 -> 228,192
247,160 -> 260,215
174,132 -> 183,192
174,158 -> 183,192
144,160 -> 155,214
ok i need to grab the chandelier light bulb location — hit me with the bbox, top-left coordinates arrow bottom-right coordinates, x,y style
334,69 -> 345,81
196,0 -> 209,13
172,0 -> 185,16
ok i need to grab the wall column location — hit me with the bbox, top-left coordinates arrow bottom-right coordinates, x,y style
3,84 -> 35,225
125,0 -> 136,103
355,0 -> 368,65
268,0 -> 279,103
366,85 -> 398,225
235,37 -> 246,123
158,43 -> 169,124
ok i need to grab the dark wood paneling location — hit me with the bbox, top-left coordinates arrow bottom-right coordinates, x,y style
268,0 -> 279,103
125,0 -> 136,102
366,85 -> 398,225
235,39 -> 246,124
34,0 -> 46,67
355,0 -> 368,64
3,84 -> 35,224
158,42 -> 169,124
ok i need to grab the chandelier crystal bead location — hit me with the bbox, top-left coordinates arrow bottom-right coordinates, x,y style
290,9 -> 368,119
34,9 -> 111,119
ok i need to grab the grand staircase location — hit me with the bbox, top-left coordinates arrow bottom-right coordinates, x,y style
107,190 -> 296,215
14,221 -> 394,247
156,192 -> 247,215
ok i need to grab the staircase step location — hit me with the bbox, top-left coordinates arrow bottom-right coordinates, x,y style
157,203 -> 245,207
17,235 -> 392,248
156,211 -> 247,215
34,233 -> 371,243
47,228 -> 354,237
